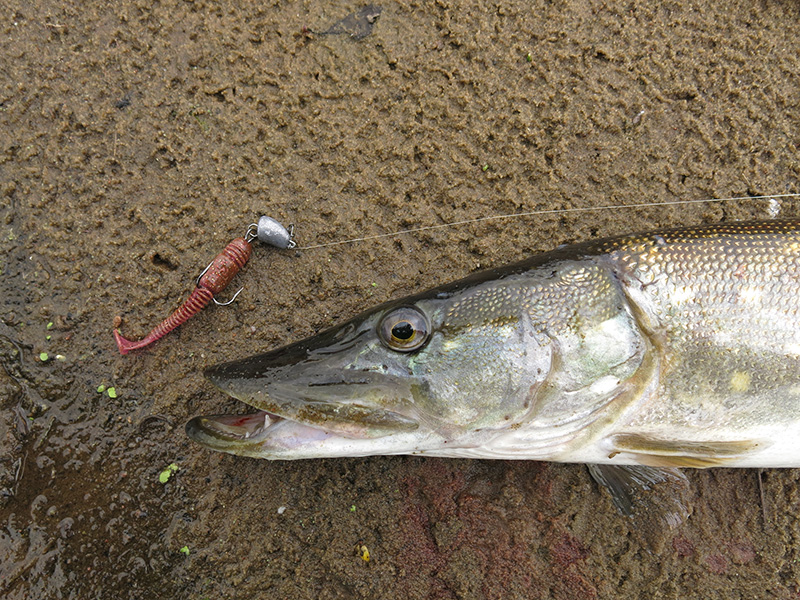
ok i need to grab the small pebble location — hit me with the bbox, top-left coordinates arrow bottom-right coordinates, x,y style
768,198 -> 781,218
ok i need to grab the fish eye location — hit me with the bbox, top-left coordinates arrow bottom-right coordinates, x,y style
378,306 -> 430,352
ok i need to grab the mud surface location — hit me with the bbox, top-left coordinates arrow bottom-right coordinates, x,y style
2,0 -> 800,598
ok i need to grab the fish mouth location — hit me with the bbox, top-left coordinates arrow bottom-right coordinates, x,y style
186,410 -> 334,454
185,402 -> 420,459
186,411 -> 280,444
185,350 -> 422,458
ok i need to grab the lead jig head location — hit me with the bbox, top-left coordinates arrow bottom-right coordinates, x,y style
252,215 -> 296,249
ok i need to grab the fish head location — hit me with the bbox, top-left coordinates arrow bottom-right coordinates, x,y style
186,275 -> 556,459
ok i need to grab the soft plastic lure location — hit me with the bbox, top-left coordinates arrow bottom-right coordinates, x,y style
114,216 -> 294,355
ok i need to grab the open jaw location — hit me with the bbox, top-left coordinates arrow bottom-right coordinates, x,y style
185,410 -> 344,458
184,406 -> 431,459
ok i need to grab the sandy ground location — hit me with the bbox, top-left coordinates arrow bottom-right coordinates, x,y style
2,0 -> 800,598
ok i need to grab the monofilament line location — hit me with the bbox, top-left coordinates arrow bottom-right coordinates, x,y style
294,193 -> 800,250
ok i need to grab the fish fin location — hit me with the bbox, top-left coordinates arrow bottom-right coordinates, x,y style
587,464 -> 691,528
608,433 -> 767,468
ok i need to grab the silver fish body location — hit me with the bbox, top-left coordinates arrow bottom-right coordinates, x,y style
187,221 -> 800,470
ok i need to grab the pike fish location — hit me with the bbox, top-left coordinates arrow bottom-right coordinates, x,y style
187,221 -> 800,513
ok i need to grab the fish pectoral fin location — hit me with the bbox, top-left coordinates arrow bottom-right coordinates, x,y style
587,464 -> 691,528
608,433 -> 768,468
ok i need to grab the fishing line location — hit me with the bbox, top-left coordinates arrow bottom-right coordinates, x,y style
294,193 -> 800,250
113,192 -> 800,350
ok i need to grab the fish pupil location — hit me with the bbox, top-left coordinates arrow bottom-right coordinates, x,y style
392,321 -> 415,341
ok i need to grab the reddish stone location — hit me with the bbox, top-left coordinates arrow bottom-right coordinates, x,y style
704,553 -> 728,575
672,536 -> 695,558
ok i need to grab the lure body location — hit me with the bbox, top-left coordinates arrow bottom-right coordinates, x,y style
114,238 -> 252,354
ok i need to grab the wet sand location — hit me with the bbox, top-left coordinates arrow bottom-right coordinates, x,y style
2,0 -> 800,598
